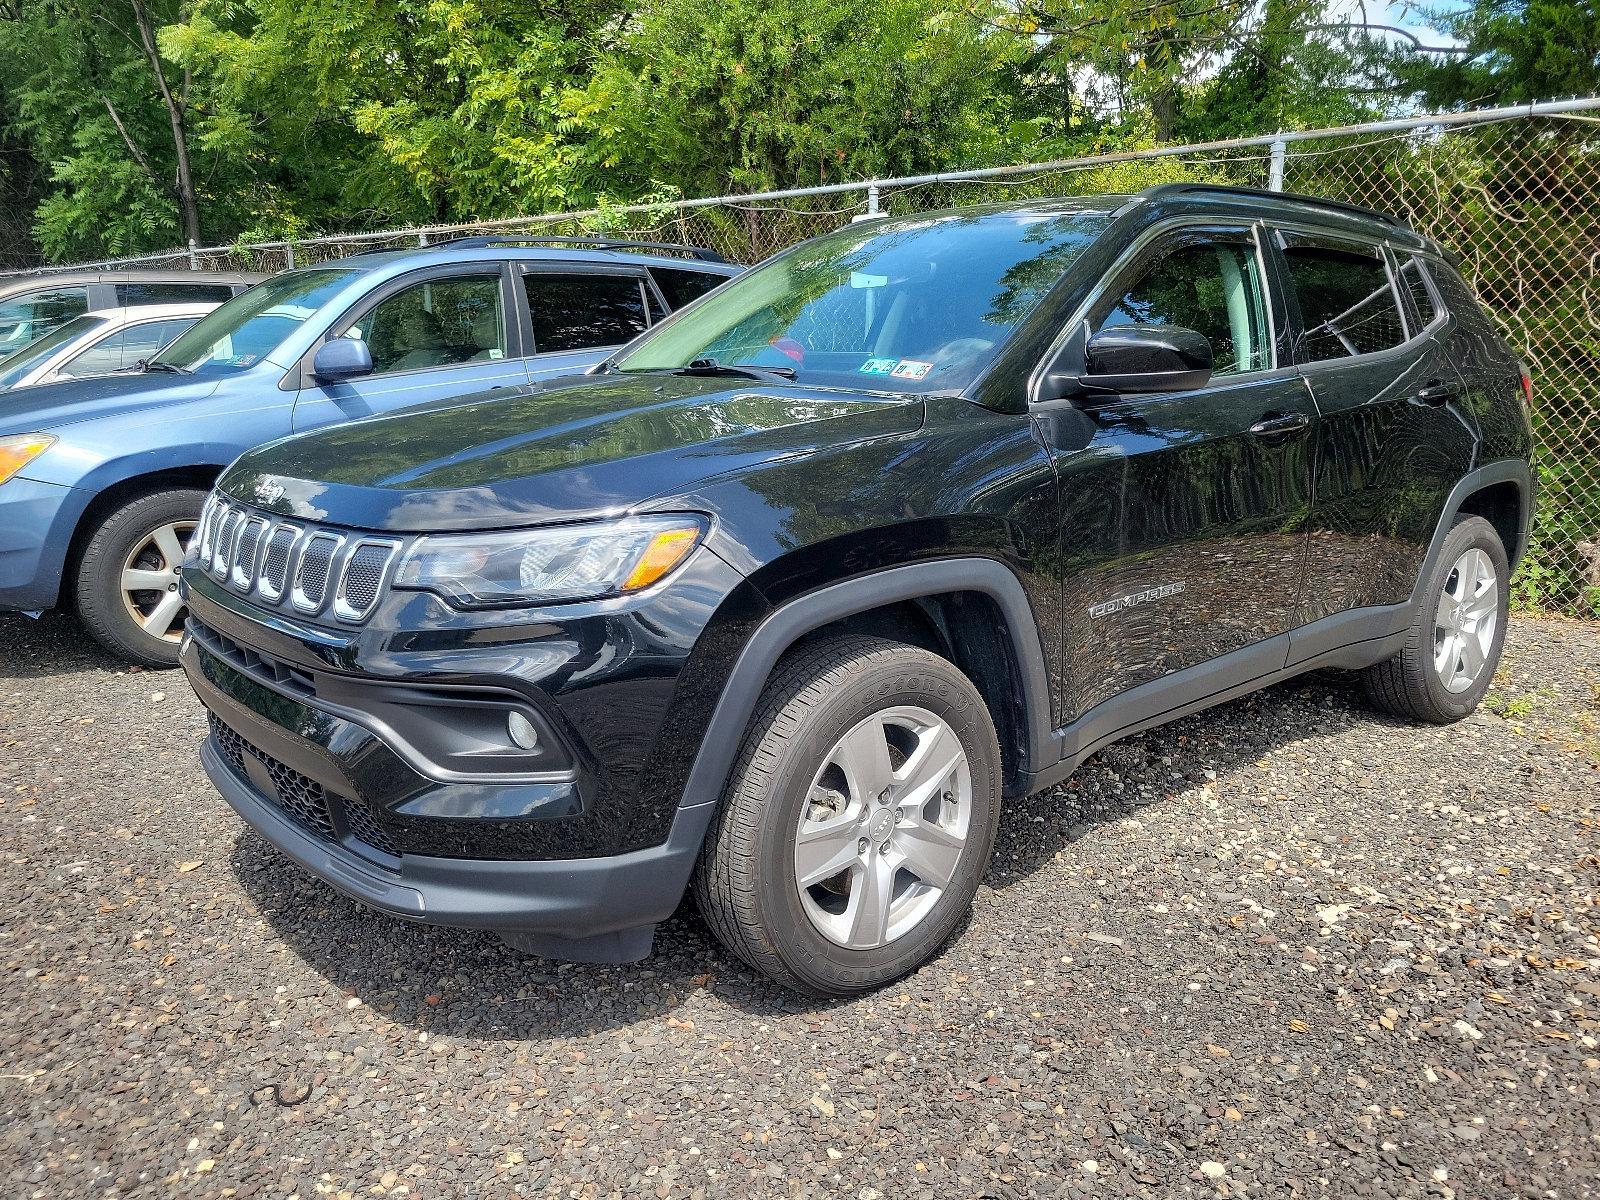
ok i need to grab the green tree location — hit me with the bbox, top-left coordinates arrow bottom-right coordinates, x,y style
565,0 -> 1037,198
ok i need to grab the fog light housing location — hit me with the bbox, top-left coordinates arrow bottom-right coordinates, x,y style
507,710 -> 541,751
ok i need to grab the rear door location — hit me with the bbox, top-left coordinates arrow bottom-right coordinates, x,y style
1270,228 -> 1477,629
1037,222 -> 1319,724
517,266 -> 657,382
292,264 -> 528,431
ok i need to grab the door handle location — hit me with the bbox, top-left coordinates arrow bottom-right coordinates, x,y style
1248,411 -> 1311,440
1413,379 -> 1460,407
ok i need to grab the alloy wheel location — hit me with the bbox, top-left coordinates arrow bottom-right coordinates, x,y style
118,519 -> 196,643
1432,547 -> 1498,694
793,705 -> 972,950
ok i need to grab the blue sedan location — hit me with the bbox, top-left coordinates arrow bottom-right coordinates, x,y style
0,239 -> 740,664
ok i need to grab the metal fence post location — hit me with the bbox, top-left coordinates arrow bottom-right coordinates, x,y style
187,239 -> 199,270
285,242 -> 296,270
1268,136 -> 1286,191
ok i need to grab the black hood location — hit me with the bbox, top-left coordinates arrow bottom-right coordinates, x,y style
219,374 -> 924,532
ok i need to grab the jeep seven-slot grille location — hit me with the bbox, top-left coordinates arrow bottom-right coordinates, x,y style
195,495 -> 398,624
208,711 -> 401,860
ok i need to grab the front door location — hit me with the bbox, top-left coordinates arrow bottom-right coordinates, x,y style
1035,224 -> 1318,726
1270,230 -> 1478,627
293,266 -> 529,432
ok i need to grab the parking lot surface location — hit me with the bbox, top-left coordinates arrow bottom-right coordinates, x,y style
2,613 -> 1596,1198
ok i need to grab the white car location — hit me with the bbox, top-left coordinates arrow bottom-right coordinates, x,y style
0,302 -> 220,391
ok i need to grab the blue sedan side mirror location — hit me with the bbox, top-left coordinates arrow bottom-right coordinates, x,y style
312,336 -> 374,382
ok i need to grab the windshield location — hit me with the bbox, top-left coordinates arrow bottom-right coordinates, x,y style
153,269 -> 358,375
0,313 -> 108,390
615,207 -> 1110,392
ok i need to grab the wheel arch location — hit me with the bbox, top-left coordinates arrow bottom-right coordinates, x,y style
1409,458 -> 1532,607
679,559 -> 1056,812
60,464 -> 225,605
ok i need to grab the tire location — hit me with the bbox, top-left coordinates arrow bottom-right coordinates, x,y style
1362,514 -> 1509,724
74,487 -> 207,668
694,635 -> 1001,997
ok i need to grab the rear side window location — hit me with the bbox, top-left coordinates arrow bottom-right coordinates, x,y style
651,267 -> 730,311
115,282 -> 237,306
1092,234 -> 1272,376
1280,239 -> 1407,360
0,285 -> 89,351
525,273 -> 649,352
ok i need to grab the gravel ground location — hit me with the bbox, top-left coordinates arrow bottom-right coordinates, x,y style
2,612 -> 1597,1199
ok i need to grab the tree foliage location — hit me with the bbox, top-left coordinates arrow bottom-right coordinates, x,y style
0,0 -> 1594,261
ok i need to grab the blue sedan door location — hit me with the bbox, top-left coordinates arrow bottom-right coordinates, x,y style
291,264 -> 530,432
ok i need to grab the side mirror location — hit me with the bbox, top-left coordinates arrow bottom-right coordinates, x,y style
1082,325 -> 1213,395
312,336 -> 373,382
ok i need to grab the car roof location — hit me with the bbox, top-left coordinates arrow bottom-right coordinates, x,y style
0,267 -> 265,299
327,242 -> 745,275
101,302 -> 222,323
839,186 -> 1435,255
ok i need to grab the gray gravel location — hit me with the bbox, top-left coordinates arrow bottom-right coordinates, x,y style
2,612 -> 1597,1198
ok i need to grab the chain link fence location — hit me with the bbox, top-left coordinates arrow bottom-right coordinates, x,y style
12,103 -> 1600,612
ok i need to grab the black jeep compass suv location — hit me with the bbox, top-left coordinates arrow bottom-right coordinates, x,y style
179,184 -> 1533,997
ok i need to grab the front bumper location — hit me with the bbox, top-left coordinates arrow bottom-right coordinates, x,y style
202,735 -> 714,960
180,603 -> 733,961
0,476 -> 87,611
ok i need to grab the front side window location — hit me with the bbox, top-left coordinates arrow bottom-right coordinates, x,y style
615,208 -> 1110,392
0,285 -> 90,352
346,274 -> 506,376
526,273 -> 649,353
156,269 -> 358,376
1280,238 -> 1407,360
1091,233 -> 1271,376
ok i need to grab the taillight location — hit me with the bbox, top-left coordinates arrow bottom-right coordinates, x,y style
1518,367 -> 1533,407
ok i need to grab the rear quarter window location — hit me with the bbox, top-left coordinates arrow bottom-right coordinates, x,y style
651,267 -> 733,311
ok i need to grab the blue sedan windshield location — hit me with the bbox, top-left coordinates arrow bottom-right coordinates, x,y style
154,269 -> 358,375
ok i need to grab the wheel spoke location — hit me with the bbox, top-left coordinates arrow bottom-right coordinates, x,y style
895,817 -> 964,889
1458,630 -> 1486,679
1434,585 -> 1457,629
1466,582 -> 1499,622
894,722 -> 964,812
152,523 -> 187,570
121,567 -> 171,592
833,717 -> 894,802
844,855 -> 896,949
140,590 -> 184,636
795,817 -> 862,887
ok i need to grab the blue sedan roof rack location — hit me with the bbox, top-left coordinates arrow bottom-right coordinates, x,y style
432,235 -> 729,264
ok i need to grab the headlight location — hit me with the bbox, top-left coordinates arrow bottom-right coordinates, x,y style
0,434 -> 55,486
394,514 -> 706,609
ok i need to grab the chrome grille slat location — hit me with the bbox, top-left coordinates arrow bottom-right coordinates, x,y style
292,532 -> 342,613
258,525 -> 301,601
195,496 -> 398,626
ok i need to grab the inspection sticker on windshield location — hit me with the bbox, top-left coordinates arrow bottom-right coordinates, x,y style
890,359 -> 933,380
859,357 -> 898,375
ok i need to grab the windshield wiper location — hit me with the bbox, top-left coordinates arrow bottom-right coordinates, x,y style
673,357 -> 797,382
140,360 -> 190,375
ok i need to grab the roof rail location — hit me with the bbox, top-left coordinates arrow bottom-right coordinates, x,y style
1139,183 -> 1405,229
429,234 -> 729,264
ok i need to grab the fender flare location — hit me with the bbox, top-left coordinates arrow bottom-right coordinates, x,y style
678,558 -> 1056,809
1406,457 -> 1532,608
